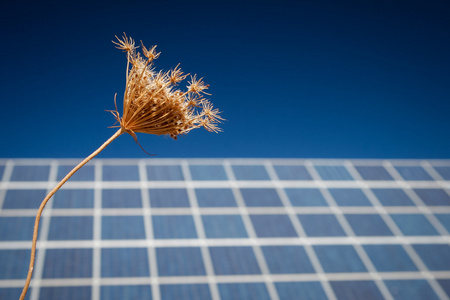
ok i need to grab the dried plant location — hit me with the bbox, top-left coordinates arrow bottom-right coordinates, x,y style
20,34 -> 222,300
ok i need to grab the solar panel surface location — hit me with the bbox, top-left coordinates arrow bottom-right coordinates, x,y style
0,158 -> 449,300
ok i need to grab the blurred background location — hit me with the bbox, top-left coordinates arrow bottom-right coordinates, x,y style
1,0 -> 449,159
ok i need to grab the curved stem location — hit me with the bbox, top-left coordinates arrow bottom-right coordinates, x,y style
19,128 -> 124,300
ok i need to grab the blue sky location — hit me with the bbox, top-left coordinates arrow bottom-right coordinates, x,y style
1,0 -> 449,158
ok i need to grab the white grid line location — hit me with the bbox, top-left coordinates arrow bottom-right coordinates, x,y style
4,206 -> 450,217
2,271 -> 450,288
3,205 -> 450,218
91,160 -> 102,300
3,179 -> 448,190
3,158 -> 450,166
1,235 -> 449,250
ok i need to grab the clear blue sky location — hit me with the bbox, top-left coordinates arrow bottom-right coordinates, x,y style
1,0 -> 449,158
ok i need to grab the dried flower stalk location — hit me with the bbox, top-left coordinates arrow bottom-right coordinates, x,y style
20,34 -> 222,300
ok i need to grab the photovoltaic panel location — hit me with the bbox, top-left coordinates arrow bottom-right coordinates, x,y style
0,158 -> 449,300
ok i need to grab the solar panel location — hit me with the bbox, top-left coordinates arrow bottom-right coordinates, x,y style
0,158 -> 449,300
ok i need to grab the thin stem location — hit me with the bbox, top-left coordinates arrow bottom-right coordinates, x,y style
19,128 -> 124,300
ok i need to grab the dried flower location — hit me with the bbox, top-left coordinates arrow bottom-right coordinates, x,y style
20,33 -> 222,300
110,34 -> 223,141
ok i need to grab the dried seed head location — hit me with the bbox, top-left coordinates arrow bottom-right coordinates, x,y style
187,75 -> 210,95
141,43 -> 160,62
110,34 -> 223,141
170,64 -> 188,85
112,33 -> 135,53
